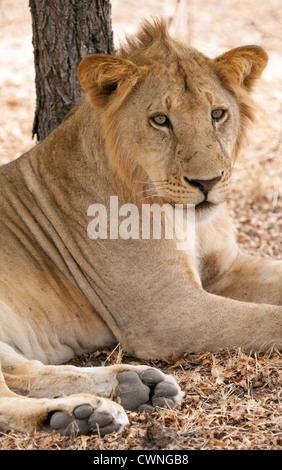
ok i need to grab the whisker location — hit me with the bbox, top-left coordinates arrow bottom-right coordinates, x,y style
134,179 -> 168,185
232,166 -> 248,171
151,185 -> 169,192
137,190 -> 159,198
138,193 -> 161,202
134,180 -> 156,186
136,187 -> 154,194
136,184 -> 168,195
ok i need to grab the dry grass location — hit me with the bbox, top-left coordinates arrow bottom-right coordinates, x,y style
1,348 -> 281,450
0,0 -> 281,451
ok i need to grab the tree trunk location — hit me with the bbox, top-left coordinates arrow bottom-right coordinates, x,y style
29,0 -> 114,141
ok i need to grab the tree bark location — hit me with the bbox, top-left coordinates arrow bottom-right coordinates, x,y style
29,0 -> 114,141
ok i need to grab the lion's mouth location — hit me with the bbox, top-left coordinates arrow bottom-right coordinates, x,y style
162,198 -> 216,211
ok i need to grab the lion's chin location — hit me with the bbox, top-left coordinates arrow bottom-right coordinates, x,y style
195,200 -> 217,211
162,199 -> 217,211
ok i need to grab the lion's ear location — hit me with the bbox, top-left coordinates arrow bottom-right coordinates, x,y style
213,46 -> 268,91
77,54 -> 139,107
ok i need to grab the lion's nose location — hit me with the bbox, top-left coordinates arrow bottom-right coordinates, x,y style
184,175 -> 222,194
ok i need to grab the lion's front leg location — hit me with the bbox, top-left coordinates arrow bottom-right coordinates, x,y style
1,342 -> 183,435
0,347 -> 182,436
0,360 -> 128,435
5,362 -> 183,413
204,253 -> 282,306
0,391 -> 128,436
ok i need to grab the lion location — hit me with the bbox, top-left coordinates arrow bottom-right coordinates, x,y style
0,19 -> 281,437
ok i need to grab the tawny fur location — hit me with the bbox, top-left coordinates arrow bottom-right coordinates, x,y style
0,19 -> 281,434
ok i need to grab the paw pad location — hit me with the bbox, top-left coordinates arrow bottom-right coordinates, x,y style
116,368 -> 180,412
48,404 -> 121,436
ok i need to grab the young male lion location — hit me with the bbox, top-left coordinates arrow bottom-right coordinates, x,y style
0,19 -> 281,436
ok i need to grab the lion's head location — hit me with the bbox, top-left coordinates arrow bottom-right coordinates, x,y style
77,19 -> 267,212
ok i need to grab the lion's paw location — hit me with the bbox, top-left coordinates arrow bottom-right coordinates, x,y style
46,398 -> 128,436
115,368 -> 184,412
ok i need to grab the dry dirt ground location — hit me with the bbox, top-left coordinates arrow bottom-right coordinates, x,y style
0,0 -> 281,451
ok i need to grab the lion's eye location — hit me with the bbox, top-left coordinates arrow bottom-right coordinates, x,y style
151,114 -> 170,127
211,109 -> 227,122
